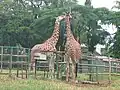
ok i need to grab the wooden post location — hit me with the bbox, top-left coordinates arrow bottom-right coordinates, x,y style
75,63 -> 78,78
35,59 -> 37,78
96,66 -> 98,82
47,69 -> 49,78
108,57 -> 111,84
89,54 -> 94,81
21,62 -> 23,79
56,53 -> 59,79
17,47 -> 19,61
88,60 -> 92,81
28,49 -> 30,78
17,63 -> 19,77
25,63 -> 28,79
0,46 -> 3,72
16,47 -> 19,77
26,48 -> 30,79
95,58 -> 98,82
9,47 -> 13,77
116,63 -> 117,74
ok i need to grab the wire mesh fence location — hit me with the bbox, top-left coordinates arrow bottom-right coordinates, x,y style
0,46 -> 120,84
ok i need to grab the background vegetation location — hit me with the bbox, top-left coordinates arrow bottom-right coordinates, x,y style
0,0 -> 120,58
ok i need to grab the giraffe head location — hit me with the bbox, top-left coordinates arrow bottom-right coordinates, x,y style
65,12 -> 72,19
55,15 -> 65,23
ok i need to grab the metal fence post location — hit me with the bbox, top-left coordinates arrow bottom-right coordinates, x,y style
0,46 -> 3,72
9,47 -> 13,77
108,57 -> 111,84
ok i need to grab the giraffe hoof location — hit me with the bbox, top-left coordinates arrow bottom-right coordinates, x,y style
70,79 -> 78,84
66,79 -> 69,82
75,80 -> 79,84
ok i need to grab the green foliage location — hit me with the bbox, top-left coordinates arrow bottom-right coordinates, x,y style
70,5 -> 111,52
109,28 -> 120,58
106,1 -> 120,58
0,0 -> 113,53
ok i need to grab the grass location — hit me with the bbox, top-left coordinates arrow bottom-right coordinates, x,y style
1,69 -> 120,90
77,73 -> 120,81
0,75 -> 120,90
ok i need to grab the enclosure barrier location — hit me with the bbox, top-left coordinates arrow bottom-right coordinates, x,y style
0,46 -> 30,78
33,51 -> 65,79
0,46 -> 120,84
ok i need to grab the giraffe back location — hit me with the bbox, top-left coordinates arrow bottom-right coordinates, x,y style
66,38 -> 81,61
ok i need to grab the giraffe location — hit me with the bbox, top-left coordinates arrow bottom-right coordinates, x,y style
30,15 -> 65,78
65,13 -> 81,83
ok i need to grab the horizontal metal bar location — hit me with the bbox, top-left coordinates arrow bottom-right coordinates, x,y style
0,54 -> 29,57
36,66 -> 49,68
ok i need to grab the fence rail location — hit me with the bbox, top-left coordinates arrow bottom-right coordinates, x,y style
0,46 -> 120,84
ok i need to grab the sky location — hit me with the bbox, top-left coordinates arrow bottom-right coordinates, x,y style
78,0 -> 117,9
78,0 -> 119,54
78,0 -> 118,34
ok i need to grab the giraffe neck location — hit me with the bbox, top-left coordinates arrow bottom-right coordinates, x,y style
65,16 -> 75,41
47,21 -> 60,45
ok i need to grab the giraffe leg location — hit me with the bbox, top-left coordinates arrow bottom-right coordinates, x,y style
75,63 -> 78,78
66,55 -> 70,82
71,60 -> 76,83
48,53 -> 55,79
32,63 -> 35,72
49,54 -> 52,79
51,54 -> 55,79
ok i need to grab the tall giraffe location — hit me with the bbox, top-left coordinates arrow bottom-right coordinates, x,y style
65,14 -> 81,83
30,15 -> 65,77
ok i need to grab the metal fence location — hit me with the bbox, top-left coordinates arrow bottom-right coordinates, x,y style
0,46 -> 120,84
0,46 -> 30,78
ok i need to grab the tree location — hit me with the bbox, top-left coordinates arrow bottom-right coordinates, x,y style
103,1 -> 120,58
0,0 -> 112,52
70,5 -> 111,53
85,0 -> 91,6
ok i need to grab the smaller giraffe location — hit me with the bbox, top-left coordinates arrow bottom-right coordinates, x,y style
65,13 -> 81,83
30,15 -> 65,78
